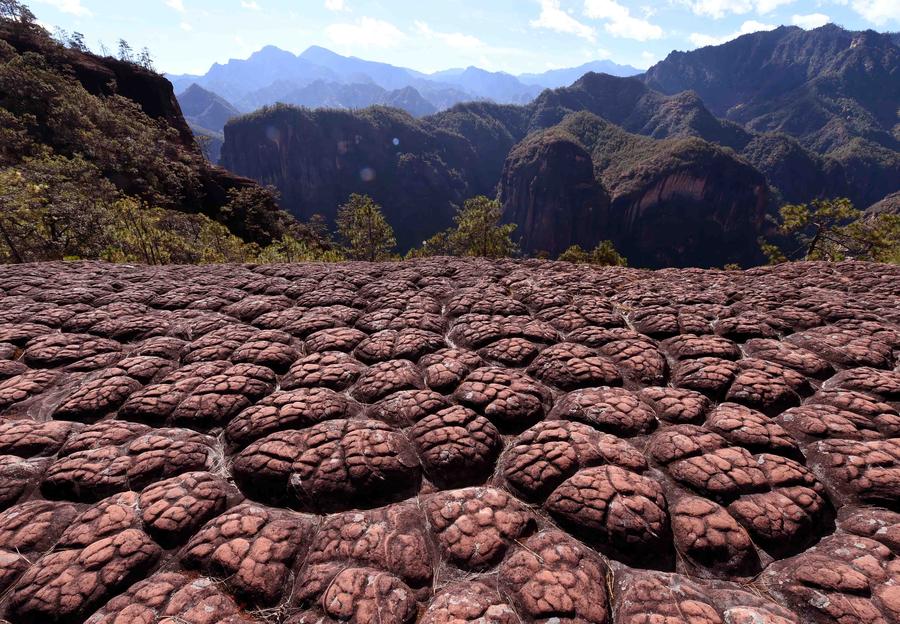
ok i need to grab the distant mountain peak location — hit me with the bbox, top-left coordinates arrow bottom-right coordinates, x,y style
299,45 -> 346,61
249,45 -> 296,60
181,82 -> 210,96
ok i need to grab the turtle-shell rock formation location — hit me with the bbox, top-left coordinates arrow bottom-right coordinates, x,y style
0,258 -> 898,623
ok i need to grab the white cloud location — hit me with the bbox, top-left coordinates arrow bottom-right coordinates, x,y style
850,0 -> 899,25
754,0 -> 793,14
240,0 -> 260,9
689,19 -> 776,47
530,0 -> 597,42
164,0 -> 184,12
414,21 -> 485,50
584,0 -> 663,41
641,50 -> 659,65
324,0 -> 348,11
179,21 -> 192,31
678,0 -> 793,19
32,0 -> 92,17
411,21 -> 533,71
791,13 -> 829,28
326,17 -> 405,48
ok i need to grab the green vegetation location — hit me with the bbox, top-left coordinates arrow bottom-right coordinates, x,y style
406,229 -> 457,259
761,198 -> 900,263
0,29 -> 199,208
557,241 -> 628,266
406,196 -> 518,259
0,156 -> 246,263
336,193 -> 397,261
0,153 -> 344,264
451,196 -> 518,258
0,3 -> 341,264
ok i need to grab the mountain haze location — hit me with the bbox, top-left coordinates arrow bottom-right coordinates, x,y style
168,45 -> 639,119
178,84 -> 241,162
519,60 -> 642,88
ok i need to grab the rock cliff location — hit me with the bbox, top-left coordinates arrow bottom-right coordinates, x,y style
222,105 -> 475,249
501,115 -> 768,266
499,134 -> 611,256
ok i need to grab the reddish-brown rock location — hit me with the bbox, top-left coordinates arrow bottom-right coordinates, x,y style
1,259 -> 899,624
424,487 -> 535,569
499,530 -> 609,623
180,502 -> 312,605
453,367 -> 552,432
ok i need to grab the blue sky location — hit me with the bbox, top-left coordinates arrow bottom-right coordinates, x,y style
27,0 -> 900,75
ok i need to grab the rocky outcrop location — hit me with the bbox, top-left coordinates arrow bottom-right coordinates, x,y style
222,106 -> 476,249
1,23 -> 194,146
221,84 -> 773,264
866,191 -> 900,215
1,258 -> 900,623
500,134 -> 610,255
500,115 -> 768,267
610,153 -> 767,267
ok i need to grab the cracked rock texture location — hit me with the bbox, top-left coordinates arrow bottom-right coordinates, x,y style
0,258 -> 898,623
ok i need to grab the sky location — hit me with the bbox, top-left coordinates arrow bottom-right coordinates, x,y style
26,0 -> 900,76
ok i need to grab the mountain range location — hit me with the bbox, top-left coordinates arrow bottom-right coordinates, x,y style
6,13 -> 894,269
167,45 -> 641,125
216,24 -> 899,267
178,83 -> 240,163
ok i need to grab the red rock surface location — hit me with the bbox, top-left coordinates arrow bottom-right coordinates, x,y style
0,258 -> 898,623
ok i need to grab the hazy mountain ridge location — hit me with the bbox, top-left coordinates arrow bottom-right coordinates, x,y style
168,44 -> 641,118
519,60 -> 644,88
178,83 -> 241,162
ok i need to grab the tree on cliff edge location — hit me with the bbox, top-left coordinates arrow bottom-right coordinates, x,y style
336,193 -> 396,261
0,0 -> 35,24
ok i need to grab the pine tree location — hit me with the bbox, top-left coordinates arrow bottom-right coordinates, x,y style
0,0 -> 35,24
68,32 -> 88,52
117,39 -> 133,62
138,47 -> 154,71
590,240 -> 628,266
557,241 -> 627,266
762,198 -> 900,263
558,245 -> 590,263
450,196 -> 517,258
336,193 -> 396,261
